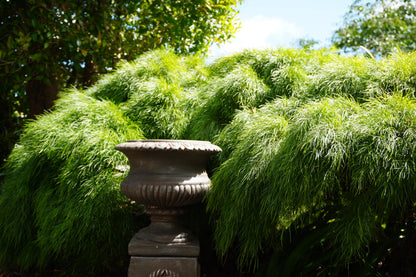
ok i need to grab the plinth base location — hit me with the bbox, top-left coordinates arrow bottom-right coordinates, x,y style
128,256 -> 200,277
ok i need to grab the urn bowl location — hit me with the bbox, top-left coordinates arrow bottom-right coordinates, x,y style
115,139 -> 221,209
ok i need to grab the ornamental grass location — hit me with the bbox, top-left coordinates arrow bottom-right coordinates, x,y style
2,48 -> 416,275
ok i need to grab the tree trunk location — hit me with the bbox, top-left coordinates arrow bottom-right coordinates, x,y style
27,78 -> 60,119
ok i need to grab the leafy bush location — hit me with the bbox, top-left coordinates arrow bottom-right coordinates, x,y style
0,92 -> 142,274
185,48 -> 318,141
206,52 -> 416,275
0,50 -> 206,275
2,48 -> 416,276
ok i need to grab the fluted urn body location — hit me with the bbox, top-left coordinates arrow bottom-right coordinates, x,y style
115,139 -> 221,258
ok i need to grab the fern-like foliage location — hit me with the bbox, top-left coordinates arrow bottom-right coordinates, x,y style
0,92 -> 143,274
2,48 -> 416,276
206,51 -> 416,274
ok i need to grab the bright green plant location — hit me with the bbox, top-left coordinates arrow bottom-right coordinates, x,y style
186,64 -> 270,140
203,50 -> 416,275
3,49 -> 416,276
305,55 -> 378,99
0,50 -> 206,275
185,48 -> 326,141
0,0 -> 242,176
0,91 -> 143,274
373,51 -> 416,95
88,50 -> 207,139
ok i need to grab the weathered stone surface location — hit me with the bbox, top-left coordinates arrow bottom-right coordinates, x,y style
128,231 -> 200,257
128,256 -> 200,277
115,140 -> 221,277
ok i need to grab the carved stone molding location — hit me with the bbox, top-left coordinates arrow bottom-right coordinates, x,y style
149,268 -> 179,277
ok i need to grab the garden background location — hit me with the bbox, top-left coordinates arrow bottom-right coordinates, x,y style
2,0 -> 416,276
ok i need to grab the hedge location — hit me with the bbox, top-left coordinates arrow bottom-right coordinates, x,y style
2,48 -> 416,276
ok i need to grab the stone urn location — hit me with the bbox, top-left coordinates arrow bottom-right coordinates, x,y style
115,139 -> 221,277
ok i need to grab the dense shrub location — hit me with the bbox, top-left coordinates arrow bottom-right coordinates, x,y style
0,92 -> 142,274
2,48 -> 416,276
0,50 -> 205,275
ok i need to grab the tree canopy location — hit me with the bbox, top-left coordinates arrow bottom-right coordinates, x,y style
0,0 -> 241,109
332,0 -> 416,56
0,0 -> 241,164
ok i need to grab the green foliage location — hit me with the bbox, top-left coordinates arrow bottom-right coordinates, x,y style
86,50 -> 207,139
0,51 -> 206,275
208,100 -> 293,269
3,49 -> 416,276
295,37 -> 319,50
374,51 -> 416,95
0,0 -> 241,88
0,91 -> 144,274
306,56 -> 378,99
185,49 -> 322,141
119,51 -> 207,139
186,63 -> 270,140
0,0 -> 242,171
204,50 -> 416,274
333,0 -> 416,56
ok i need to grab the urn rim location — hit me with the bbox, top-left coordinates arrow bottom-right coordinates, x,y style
115,139 -> 222,153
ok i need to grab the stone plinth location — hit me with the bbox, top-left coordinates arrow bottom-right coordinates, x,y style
115,140 -> 221,277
